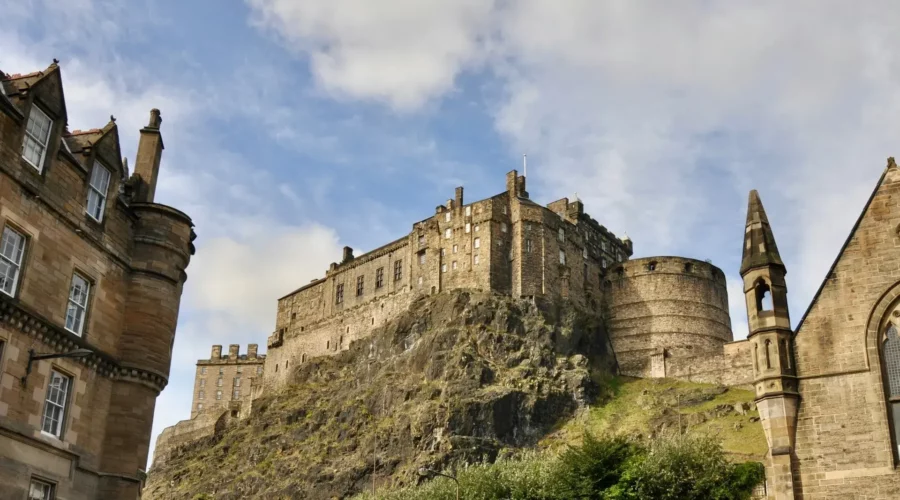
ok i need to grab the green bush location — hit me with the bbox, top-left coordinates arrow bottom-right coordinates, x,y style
353,434 -> 764,500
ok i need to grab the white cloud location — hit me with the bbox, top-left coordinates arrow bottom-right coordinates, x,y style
246,0 -> 496,111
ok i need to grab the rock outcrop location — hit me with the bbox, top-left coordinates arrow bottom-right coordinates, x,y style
145,290 -> 616,499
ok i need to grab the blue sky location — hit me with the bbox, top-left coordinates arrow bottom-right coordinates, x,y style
4,0 -> 900,467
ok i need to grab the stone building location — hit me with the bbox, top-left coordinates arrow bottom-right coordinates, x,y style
0,61 -> 195,499
743,159 -> 900,499
190,344 -> 265,418
263,171 -> 635,387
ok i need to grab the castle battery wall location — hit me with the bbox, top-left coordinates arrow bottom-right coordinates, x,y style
608,256 -> 734,378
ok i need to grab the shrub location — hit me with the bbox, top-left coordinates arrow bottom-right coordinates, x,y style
554,434 -> 642,499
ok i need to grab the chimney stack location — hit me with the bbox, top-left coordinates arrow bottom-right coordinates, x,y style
228,344 -> 239,358
211,345 -> 222,360
506,170 -> 519,194
248,344 -> 258,359
342,246 -> 354,263
133,108 -> 164,203
455,187 -> 464,208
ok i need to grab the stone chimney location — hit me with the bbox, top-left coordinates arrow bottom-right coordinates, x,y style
506,170 -> 519,194
228,344 -> 239,358
455,187 -> 464,208
248,344 -> 258,359
211,345 -> 222,360
133,108 -> 164,203
517,176 -> 527,197
342,246 -> 354,264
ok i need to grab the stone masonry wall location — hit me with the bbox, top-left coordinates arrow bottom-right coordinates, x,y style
609,257 -> 734,379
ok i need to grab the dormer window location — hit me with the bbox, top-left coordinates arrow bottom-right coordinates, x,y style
22,106 -> 52,171
87,161 -> 112,222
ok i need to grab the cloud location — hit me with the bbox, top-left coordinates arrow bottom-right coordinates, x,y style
246,0 -> 497,111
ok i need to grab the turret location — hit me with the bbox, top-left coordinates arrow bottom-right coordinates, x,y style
740,190 -> 798,500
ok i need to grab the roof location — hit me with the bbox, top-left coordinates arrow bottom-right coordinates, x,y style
795,159 -> 896,333
740,189 -> 785,274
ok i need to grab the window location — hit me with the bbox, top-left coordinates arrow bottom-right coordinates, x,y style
526,239 -> 533,253
233,389 -> 241,399
441,264 -> 448,273
601,259 -> 608,269
453,244 -> 458,254
236,366 -> 242,374
474,238 -> 481,249
217,378 -> 223,387
0,226 -> 26,297
22,106 -> 52,171
257,366 -> 263,375
445,212 -> 451,222
882,324 -> 900,460
216,390 -> 222,400
86,161 -> 111,221
559,250 -> 566,265
465,206 -> 471,216
647,262 -> 657,272
394,260 -> 402,281
64,274 -> 90,336
418,235 -> 425,246
198,390 -> 205,400
558,228 -> 565,242
452,261 -> 457,270
201,366 -> 207,375
601,240 -> 609,252
418,276 -> 423,286
336,283 -> 344,304
376,267 -> 384,288
617,252 -> 624,263
474,224 -> 480,232
28,478 -> 55,500
197,403 -> 204,411
418,251 -> 426,265
445,228 -> 452,239
465,223 -> 471,233
755,280 -> 773,312
233,377 -> 241,387
219,367 -> 224,375
764,339 -> 772,369
200,379 -> 206,387
501,222 -> 507,233
583,247 -> 588,259
441,248 -> 446,257
356,275 -> 364,296
41,370 -> 70,437
502,206 -> 507,214
474,255 -> 480,265
685,263 -> 693,273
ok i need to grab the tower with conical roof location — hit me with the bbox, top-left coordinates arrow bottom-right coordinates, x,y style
740,190 -> 799,499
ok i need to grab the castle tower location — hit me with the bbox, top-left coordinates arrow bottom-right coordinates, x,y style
740,190 -> 798,500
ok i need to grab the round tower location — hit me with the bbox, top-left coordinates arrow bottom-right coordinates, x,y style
608,256 -> 733,378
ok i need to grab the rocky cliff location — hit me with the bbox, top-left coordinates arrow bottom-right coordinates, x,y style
145,290 -> 617,499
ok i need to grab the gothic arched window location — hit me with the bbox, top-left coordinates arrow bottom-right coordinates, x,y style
765,339 -> 772,369
756,280 -> 773,312
882,323 -> 900,461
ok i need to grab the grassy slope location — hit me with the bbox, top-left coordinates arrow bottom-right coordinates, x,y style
540,376 -> 767,460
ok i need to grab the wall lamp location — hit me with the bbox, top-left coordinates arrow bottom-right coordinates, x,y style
418,467 -> 459,500
21,348 -> 93,387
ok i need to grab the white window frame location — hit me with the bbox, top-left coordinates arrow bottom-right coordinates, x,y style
558,228 -> 565,242
440,248 -> 446,257
501,222 -> 507,233
474,237 -> 481,249
29,478 -> 55,500
216,390 -> 223,400
86,161 -> 112,222
445,228 -> 452,239
441,264 -> 448,273
465,223 -> 471,233
452,261 -> 457,270
452,244 -> 458,254
197,403 -> 204,411
559,250 -> 566,265
41,370 -> 71,438
22,106 -> 52,172
0,226 -> 26,298
583,247 -> 588,259
526,239 -> 533,253
465,206 -> 471,216
64,273 -> 90,336
232,389 -> 241,399
474,224 -> 480,232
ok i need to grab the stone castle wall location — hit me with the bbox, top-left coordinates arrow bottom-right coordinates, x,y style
190,344 -> 264,418
609,256 -> 749,385
263,172 -> 632,389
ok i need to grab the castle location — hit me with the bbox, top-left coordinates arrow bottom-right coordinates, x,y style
0,62 -> 194,499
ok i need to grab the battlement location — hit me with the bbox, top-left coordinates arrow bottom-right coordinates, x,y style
200,344 -> 266,364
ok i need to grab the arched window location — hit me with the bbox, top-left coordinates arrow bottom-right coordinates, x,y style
753,343 -> 759,374
780,339 -> 792,372
301,353 -> 307,363
882,323 -> 900,460
756,280 -> 774,312
765,339 -> 772,369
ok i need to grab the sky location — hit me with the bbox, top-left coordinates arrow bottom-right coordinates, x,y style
4,0 -> 900,468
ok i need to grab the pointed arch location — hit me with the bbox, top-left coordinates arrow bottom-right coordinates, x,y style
765,339 -> 772,369
755,278 -> 773,312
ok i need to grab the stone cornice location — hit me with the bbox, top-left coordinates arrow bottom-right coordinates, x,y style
0,295 -> 168,392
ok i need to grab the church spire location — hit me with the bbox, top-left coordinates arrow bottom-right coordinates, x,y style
741,190 -> 785,275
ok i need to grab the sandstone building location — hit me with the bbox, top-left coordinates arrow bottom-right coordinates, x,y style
0,61 -> 195,499
190,344 -> 264,419
744,159 -> 900,499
